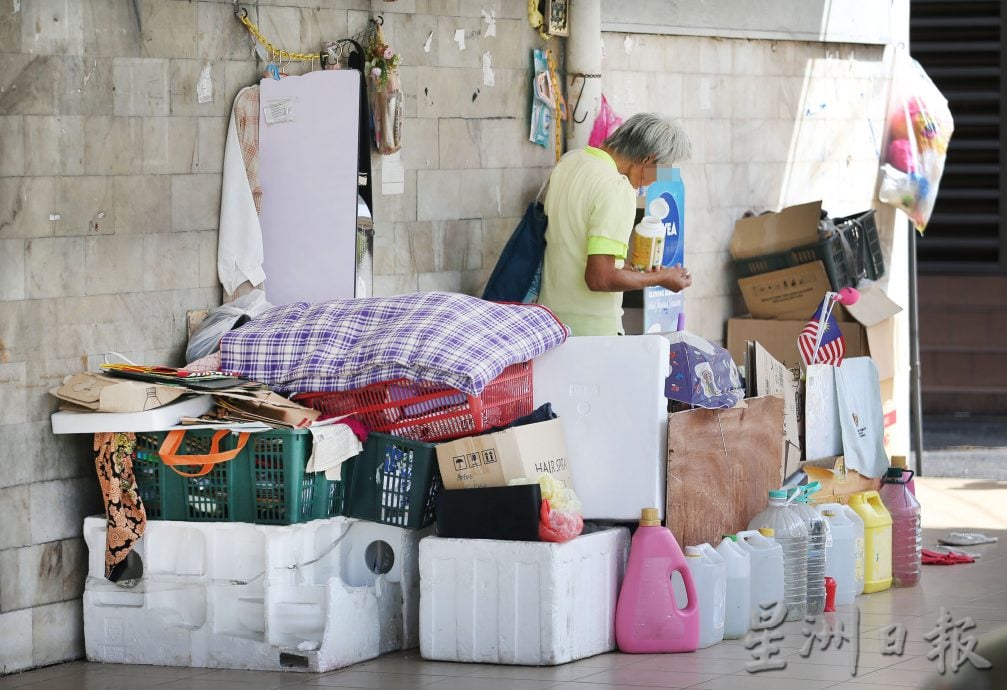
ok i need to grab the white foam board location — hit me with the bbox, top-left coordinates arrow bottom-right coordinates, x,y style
83,516 -> 424,672
533,335 -> 670,520
419,527 -> 630,666
51,395 -> 214,434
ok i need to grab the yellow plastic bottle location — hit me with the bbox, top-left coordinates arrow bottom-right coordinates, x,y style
848,490 -> 893,593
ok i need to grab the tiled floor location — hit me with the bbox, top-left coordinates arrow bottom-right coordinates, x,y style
2,526 -> 1002,690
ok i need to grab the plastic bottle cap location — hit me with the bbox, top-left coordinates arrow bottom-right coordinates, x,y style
684,546 -> 701,557
639,508 -> 661,526
758,527 -> 775,537
822,510 -> 835,517
721,534 -> 738,541
768,489 -> 788,499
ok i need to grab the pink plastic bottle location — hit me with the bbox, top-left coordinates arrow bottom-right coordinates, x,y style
615,508 -> 699,653
879,467 -> 922,587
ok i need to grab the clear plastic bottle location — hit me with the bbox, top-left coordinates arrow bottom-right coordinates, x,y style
747,489 -> 808,621
880,467 -> 922,587
790,487 -> 830,616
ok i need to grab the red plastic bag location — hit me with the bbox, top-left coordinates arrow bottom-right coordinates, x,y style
539,498 -> 584,543
588,95 -> 623,148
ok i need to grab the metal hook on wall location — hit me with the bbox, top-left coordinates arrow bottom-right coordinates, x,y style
570,72 -> 601,124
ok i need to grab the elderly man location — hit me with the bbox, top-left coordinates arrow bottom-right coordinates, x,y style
538,113 -> 693,336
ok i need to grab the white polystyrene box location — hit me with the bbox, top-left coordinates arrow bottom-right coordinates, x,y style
83,516 -> 425,672
419,527 -> 630,666
533,335 -> 670,520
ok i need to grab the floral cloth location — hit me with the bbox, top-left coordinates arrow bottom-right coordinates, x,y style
94,432 -> 146,581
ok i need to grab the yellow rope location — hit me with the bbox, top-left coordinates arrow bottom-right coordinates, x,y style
237,9 -> 317,63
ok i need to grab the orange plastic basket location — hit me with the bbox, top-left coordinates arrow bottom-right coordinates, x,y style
293,361 -> 533,443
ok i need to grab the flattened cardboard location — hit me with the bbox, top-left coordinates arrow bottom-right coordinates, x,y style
728,317 -> 868,370
50,372 -> 186,413
435,418 -> 571,490
213,390 -> 321,428
730,200 -> 822,259
738,261 -> 833,320
803,456 -> 881,505
666,396 -> 785,547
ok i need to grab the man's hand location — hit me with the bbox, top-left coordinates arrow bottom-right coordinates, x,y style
656,265 -> 692,292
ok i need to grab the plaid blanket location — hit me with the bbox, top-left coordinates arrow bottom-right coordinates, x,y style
220,292 -> 569,395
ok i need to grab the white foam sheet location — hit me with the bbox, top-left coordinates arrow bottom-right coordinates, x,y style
532,335 -> 671,520
258,70 -> 360,306
51,396 -> 214,434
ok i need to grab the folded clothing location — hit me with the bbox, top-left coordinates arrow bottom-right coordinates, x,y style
220,292 -> 568,396
922,548 -> 975,565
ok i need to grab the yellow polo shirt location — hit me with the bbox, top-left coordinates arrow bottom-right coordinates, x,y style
539,147 -> 636,336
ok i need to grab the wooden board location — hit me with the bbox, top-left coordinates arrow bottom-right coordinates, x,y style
665,396 -> 784,547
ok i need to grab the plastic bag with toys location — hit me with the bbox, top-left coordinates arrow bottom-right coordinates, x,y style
878,51 -> 954,232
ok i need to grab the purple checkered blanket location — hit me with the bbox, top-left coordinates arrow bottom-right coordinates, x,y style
219,292 -> 569,395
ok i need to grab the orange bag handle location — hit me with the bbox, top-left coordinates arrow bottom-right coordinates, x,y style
158,430 -> 250,477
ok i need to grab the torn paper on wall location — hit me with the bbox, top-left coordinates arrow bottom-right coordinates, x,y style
423,31 -> 433,53
482,52 -> 495,87
624,36 -> 634,54
381,151 -> 404,195
454,29 -> 466,51
197,63 -> 213,104
481,9 -> 497,37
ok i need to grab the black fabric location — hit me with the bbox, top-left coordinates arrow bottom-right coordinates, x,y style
344,40 -> 373,214
479,402 -> 557,436
436,484 -> 542,541
481,201 -> 547,302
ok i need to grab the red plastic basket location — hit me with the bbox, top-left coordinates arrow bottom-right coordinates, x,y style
293,361 -> 533,443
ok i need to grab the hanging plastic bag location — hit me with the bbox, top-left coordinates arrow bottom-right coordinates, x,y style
365,25 -> 403,154
877,52 -> 954,232
588,94 -> 623,147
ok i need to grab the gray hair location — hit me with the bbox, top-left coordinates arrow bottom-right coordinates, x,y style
603,113 -> 692,165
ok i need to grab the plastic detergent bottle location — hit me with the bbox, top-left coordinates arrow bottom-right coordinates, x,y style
747,490 -> 809,621
735,529 -> 784,622
629,216 -> 665,272
672,544 -> 725,648
816,502 -> 865,605
615,508 -> 699,653
716,535 -> 752,639
790,484 -> 830,616
880,468 -> 922,587
848,490 -> 893,593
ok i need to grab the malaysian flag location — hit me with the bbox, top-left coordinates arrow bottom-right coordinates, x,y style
798,297 -> 846,367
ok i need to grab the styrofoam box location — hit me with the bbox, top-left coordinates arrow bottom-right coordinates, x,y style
419,527 -> 630,666
82,515 -> 424,672
533,335 -> 670,520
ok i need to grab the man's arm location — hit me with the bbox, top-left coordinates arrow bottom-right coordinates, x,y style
584,254 -> 692,293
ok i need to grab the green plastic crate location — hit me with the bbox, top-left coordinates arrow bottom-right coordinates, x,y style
134,429 -> 347,524
343,432 -> 441,530
734,209 -> 884,290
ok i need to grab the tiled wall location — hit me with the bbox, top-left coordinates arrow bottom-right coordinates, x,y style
0,0 -> 891,672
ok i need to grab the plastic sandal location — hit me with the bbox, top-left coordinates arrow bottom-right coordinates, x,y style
937,532 -> 999,546
935,544 -> 982,560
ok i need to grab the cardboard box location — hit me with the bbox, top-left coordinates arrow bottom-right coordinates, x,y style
730,201 -> 822,259
50,372 -> 187,413
803,456 -> 881,505
738,261 -> 834,320
728,316 -> 868,370
666,396 -> 785,547
745,341 -> 802,478
435,418 -> 571,490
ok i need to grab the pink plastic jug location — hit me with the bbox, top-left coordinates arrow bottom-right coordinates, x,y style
615,508 -> 699,653
880,467 -> 922,587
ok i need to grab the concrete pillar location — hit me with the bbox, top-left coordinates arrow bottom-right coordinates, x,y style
566,0 -> 602,150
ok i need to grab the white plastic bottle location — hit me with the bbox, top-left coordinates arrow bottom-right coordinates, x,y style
817,502 -> 865,605
629,216 -> 665,271
735,529 -> 784,623
716,535 -> 752,639
747,490 -> 809,621
674,544 -> 726,648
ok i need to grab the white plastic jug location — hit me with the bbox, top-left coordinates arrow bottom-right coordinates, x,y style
673,544 -> 726,648
817,502 -> 866,603
735,529 -> 785,622
716,536 -> 752,639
